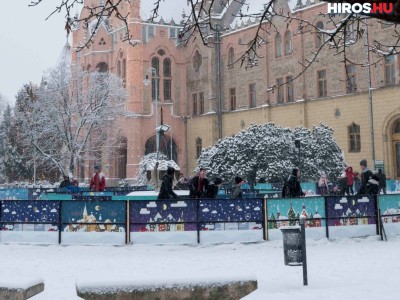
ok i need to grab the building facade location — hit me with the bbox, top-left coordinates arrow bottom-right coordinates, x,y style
72,0 -> 400,182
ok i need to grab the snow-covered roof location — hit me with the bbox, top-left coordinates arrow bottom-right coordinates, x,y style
228,0 -> 270,29
146,159 -> 180,171
140,0 -> 190,24
226,0 -> 322,32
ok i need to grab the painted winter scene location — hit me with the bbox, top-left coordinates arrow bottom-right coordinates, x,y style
129,199 -> 264,244
379,195 -> 400,235
267,197 -> 326,240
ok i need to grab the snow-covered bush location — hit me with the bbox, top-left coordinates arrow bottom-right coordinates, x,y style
118,178 -> 129,187
197,123 -> 344,183
134,152 -> 178,185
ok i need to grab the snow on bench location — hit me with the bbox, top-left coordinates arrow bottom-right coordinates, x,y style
76,275 -> 257,300
0,277 -> 44,300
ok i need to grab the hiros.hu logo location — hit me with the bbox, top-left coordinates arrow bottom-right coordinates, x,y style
327,2 -> 394,14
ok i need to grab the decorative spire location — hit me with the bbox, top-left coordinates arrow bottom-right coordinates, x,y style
295,0 -> 304,10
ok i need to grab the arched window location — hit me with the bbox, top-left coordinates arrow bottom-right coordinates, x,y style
228,47 -> 234,70
122,58 -> 126,78
163,58 -> 171,100
163,58 -> 171,77
196,137 -> 202,159
151,57 -> 160,101
385,55 -> 395,85
348,123 -> 361,152
193,50 -> 202,72
275,33 -> 282,57
116,52 -> 126,88
149,53 -> 173,102
95,62 -> 108,72
122,58 -> 126,87
315,21 -> 324,48
117,60 -> 121,77
394,120 -> 400,134
151,57 -> 160,75
284,31 -> 292,55
145,135 -> 178,162
346,64 -> 357,93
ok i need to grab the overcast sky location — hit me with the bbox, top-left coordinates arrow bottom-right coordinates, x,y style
0,1 -> 191,105
0,1 -> 68,103
0,0 -> 257,104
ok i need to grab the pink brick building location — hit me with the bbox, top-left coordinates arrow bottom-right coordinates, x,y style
72,0 -> 400,182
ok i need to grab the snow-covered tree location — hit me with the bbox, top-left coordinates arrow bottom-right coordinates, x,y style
0,92 -> 7,122
12,84 -> 64,182
0,104 -> 30,182
16,62 -> 127,176
197,123 -> 344,184
135,152 -> 180,186
0,93 -> 9,182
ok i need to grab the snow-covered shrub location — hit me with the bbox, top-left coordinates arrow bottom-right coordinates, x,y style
197,123 -> 344,183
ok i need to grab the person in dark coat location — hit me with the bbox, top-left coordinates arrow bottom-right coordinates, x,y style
206,177 -> 223,199
59,176 -> 71,188
231,176 -> 243,199
282,168 -> 305,198
157,167 -> 178,200
357,159 -> 373,195
368,173 -> 380,195
376,168 -> 387,194
189,168 -> 209,198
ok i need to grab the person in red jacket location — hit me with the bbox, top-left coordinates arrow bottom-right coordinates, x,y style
90,165 -> 106,192
345,165 -> 358,195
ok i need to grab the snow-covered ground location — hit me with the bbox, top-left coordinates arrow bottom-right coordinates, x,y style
0,234 -> 399,300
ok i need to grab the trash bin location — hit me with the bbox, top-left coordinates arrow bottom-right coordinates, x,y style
280,226 -> 302,265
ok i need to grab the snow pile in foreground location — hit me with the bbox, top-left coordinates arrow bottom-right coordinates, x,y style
0,235 -> 399,300
77,274 -> 256,293
0,277 -> 43,290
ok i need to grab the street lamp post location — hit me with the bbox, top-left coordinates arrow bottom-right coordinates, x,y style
144,67 -> 160,190
295,139 -> 301,168
365,18 -> 376,170
143,67 -> 159,160
144,69 -> 171,191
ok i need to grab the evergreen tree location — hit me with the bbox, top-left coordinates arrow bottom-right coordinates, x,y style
287,203 -> 296,226
268,213 -> 276,229
0,103 -> 30,182
0,105 -> 12,182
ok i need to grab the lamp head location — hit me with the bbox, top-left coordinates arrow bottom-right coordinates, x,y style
156,124 -> 170,133
143,74 -> 150,86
